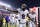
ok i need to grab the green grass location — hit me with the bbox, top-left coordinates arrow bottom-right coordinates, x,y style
3,24 -> 28,27
3,24 -> 17,27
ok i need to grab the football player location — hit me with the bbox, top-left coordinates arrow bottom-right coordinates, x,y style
6,4 -> 29,27
9,12 -> 16,27
15,13 -> 20,27
29,11 -> 36,27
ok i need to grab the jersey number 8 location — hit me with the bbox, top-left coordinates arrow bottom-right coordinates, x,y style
22,14 -> 25,19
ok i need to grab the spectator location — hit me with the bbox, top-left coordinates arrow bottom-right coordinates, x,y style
1,13 -> 4,27
0,17 -> 1,27
5,15 -> 9,27
3,17 -> 5,23
26,17 -> 29,27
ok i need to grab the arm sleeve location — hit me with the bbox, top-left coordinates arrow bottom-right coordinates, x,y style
26,10 -> 29,15
27,10 -> 29,14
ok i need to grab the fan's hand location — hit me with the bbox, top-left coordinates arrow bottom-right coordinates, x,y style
0,6 -> 6,9
34,22 -> 37,25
